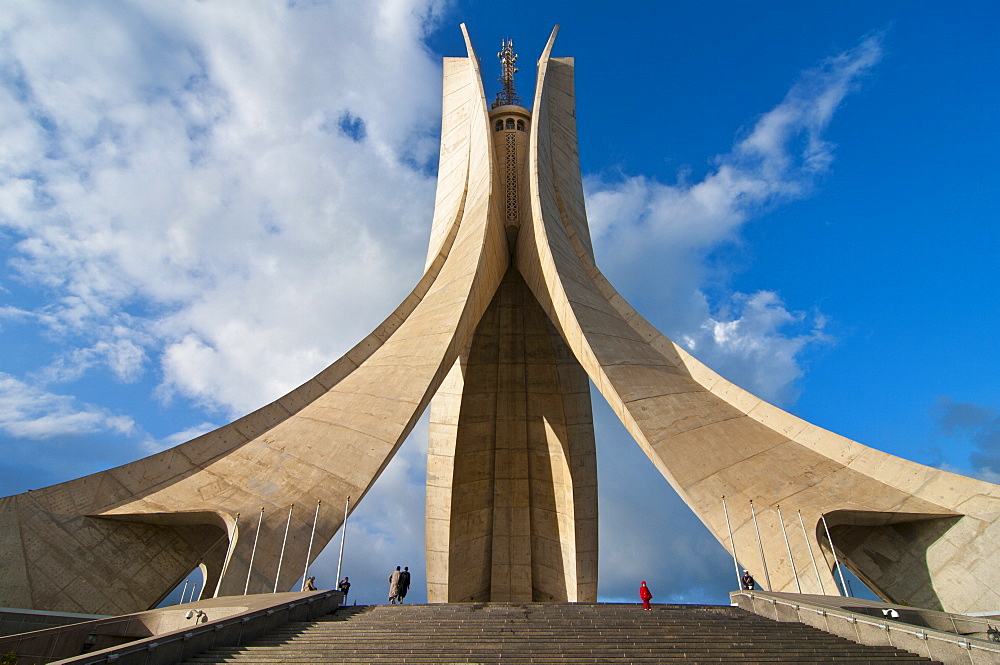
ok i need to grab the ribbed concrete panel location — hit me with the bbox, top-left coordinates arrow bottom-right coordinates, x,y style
428,267 -> 597,604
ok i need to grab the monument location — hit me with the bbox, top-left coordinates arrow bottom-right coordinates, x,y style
2,25 -> 999,616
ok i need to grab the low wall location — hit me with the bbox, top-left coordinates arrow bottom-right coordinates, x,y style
731,590 -> 1000,665
0,609 -> 105,639
1,591 -> 342,665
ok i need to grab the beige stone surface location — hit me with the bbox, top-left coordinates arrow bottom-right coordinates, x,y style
2,23 -> 999,615
426,267 -> 598,603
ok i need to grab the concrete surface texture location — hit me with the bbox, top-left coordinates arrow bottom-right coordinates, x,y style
1,24 -> 999,616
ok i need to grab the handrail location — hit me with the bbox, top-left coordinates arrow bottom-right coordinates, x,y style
731,590 -> 1000,665
49,590 -> 343,665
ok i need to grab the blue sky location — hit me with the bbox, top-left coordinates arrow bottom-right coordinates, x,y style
0,1 -> 998,607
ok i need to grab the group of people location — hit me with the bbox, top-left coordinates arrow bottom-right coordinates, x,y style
388,565 -> 411,604
295,567 -> 411,605
300,575 -> 352,602
307,568 -> 760,607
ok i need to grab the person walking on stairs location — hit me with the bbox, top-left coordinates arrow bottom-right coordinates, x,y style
639,581 -> 653,610
397,566 -> 411,603
338,576 -> 351,603
388,566 -> 402,604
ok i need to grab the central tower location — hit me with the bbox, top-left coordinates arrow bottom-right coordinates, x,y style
425,36 -> 598,603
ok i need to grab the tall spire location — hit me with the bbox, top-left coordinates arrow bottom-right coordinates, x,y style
492,38 -> 520,108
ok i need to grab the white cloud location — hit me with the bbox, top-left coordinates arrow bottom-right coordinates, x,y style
684,290 -> 829,405
0,372 -> 134,439
0,0 -> 447,415
586,33 -> 882,405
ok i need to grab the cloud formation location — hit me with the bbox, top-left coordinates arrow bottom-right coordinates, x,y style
0,0 -> 446,419
586,33 -> 882,405
0,372 -> 133,439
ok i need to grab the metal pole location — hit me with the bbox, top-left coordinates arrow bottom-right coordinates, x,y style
301,500 -> 321,590
750,500 -> 772,591
775,505 -> 801,594
820,513 -> 850,597
274,504 -> 294,593
192,583 -> 200,602
214,512 -> 239,598
721,496 -> 742,590
244,507 -> 265,595
179,579 -> 190,604
335,496 -> 350,586
798,510 -> 826,594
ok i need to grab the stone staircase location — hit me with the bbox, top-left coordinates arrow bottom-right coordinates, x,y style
182,602 -> 943,664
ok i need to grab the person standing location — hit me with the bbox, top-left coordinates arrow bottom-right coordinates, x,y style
397,566 -> 411,603
741,570 -> 756,590
338,576 -> 351,602
388,566 -> 402,604
639,581 -> 653,610
303,576 -> 317,591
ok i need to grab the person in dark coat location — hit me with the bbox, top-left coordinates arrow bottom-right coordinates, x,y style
398,566 -> 411,603
388,566 -> 402,604
741,570 -> 756,590
639,581 -> 653,610
338,576 -> 351,602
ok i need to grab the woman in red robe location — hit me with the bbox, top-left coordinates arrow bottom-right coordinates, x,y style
639,581 -> 652,610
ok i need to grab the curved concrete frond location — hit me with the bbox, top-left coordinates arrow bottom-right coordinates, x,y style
517,26 -> 1000,613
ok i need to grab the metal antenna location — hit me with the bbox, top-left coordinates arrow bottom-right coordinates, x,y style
492,38 -> 520,108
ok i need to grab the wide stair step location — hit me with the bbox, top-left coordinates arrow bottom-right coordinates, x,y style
181,602 -> 942,664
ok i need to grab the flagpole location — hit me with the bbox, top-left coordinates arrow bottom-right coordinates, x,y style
721,496 -> 742,590
244,507 -> 265,595
301,500 -> 321,590
798,510 -> 826,594
750,500 -> 772,591
274,504 -> 294,593
821,513 -> 850,596
335,496 -> 350,586
775,506 -> 801,593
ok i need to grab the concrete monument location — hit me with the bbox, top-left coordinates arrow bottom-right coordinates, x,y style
2,26 -> 998,615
